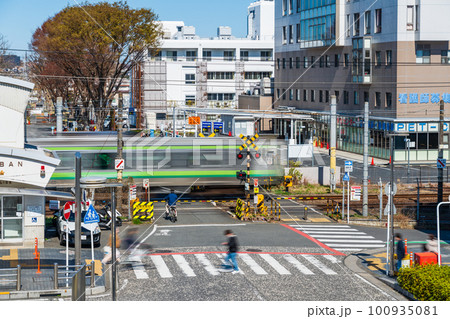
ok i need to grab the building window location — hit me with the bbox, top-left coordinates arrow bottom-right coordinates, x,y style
346,14 -> 350,37
343,91 -> 349,105
415,5 -> 420,31
364,91 -> 369,103
365,11 -> 371,34
244,72 -> 272,80
240,50 -> 249,61
386,50 -> 393,65
185,74 -> 195,84
375,9 -> 382,33
325,90 -> 330,103
289,89 -> 294,100
303,56 -> 309,68
261,51 -> 272,61
335,91 -> 340,103
282,89 -> 286,100
310,56 -> 315,68
289,25 -> 294,44
277,89 -> 280,100
150,51 -> 162,61
354,91 -> 359,105
282,58 -> 286,69
311,90 -> 315,102
282,0 -> 287,16
319,90 -> 323,103
326,55 -> 330,67
224,50 -> 235,61
344,54 -> 349,67
376,51 -> 382,66
207,72 -> 234,80
207,93 -> 235,101
289,57 -> 293,69
203,50 -> 212,61
335,54 -> 340,67
185,95 -> 195,106
296,89 -> 300,101
289,0 -> 294,14
296,0 -> 301,13
375,92 -> 382,107
186,50 -> 197,61
386,92 -> 392,108
407,6 -> 414,31
416,45 -> 430,64
167,51 -> 177,61
282,26 -> 287,45
303,89 -> 308,101
277,58 -> 280,69
442,51 -> 450,64
296,24 -> 301,43
296,57 -> 301,68
354,13 -> 360,36
319,56 -> 324,68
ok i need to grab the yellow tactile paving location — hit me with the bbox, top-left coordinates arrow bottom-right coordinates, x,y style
308,218 -> 331,222
85,259 -> 103,276
0,249 -> 18,268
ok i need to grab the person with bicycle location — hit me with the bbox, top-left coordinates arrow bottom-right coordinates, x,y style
164,190 -> 178,221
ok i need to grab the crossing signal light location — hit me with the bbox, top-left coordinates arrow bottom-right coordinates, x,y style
237,153 -> 244,160
254,152 -> 261,159
236,170 -> 247,181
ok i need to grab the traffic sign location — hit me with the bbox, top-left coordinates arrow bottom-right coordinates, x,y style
384,182 -> 397,196
384,203 -> 397,215
115,158 -> 124,170
254,179 -> 258,187
84,204 -> 100,224
143,179 -> 149,189
345,161 -> 353,173
437,158 -> 447,169
188,116 -> 200,125
130,185 -> 137,200
351,186 -> 361,201
343,172 -> 349,182
63,201 -> 73,220
254,187 -> 259,194
213,122 -> 223,133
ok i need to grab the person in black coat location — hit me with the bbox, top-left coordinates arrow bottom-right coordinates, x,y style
395,233 -> 405,272
220,229 -> 240,273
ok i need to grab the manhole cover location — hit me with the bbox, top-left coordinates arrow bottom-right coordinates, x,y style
246,249 -> 262,252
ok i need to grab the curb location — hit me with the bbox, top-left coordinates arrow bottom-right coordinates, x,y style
0,286 -> 106,300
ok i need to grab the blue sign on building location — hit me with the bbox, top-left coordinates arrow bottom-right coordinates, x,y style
213,122 -> 223,132
399,92 -> 450,104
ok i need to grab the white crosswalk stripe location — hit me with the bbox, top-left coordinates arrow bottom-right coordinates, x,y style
290,224 -> 385,252
129,253 -> 344,280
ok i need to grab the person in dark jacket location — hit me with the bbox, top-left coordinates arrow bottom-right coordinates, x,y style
395,233 -> 405,273
220,229 -> 240,273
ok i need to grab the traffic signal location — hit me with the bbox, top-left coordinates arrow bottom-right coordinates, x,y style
237,153 -> 244,160
236,170 -> 247,181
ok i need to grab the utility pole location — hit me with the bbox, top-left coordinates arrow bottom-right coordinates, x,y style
362,101 -> 369,216
389,134 -> 395,276
117,94 -> 123,217
330,95 -> 337,192
74,153 -> 82,266
172,106 -> 176,137
438,99 -> 444,203
246,145 -> 251,211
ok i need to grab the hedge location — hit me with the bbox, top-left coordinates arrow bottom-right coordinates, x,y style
397,264 -> 450,301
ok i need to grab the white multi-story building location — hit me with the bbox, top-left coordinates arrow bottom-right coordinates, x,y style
142,0 -> 275,115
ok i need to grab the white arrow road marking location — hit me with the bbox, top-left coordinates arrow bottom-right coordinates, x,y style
259,254 -> 291,275
150,255 -> 173,278
283,254 -> 314,275
172,255 -> 196,277
239,254 -> 268,275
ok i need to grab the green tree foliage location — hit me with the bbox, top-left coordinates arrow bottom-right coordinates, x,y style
31,1 -> 162,125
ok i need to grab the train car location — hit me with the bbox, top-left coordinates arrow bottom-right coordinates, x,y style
30,135 -> 287,188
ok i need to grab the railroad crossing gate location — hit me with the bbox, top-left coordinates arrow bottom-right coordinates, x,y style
239,133 -> 259,151
132,201 -> 154,221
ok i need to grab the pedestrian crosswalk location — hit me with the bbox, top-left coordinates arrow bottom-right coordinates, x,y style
289,224 -> 385,252
124,252 -> 343,280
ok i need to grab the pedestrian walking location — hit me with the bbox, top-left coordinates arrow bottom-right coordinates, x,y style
395,233 -> 405,273
424,234 -> 438,253
220,229 -> 240,274
102,228 -> 121,264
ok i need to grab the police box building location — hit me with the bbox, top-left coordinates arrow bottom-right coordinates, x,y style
274,0 -> 450,162
0,76 -> 70,246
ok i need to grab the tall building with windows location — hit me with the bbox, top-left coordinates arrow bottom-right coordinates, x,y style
142,0 -> 274,117
275,0 -> 450,161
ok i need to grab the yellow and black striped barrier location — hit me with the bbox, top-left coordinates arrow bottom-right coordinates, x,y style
152,199 -> 234,203
133,201 -> 154,221
235,198 -> 245,219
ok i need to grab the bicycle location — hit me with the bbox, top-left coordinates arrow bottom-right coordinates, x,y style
165,204 -> 177,223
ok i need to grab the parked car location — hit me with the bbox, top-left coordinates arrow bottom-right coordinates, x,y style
53,209 -> 101,246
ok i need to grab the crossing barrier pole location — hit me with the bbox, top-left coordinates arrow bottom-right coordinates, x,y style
404,238 -> 408,254
36,252 -> 42,274
34,237 -> 38,259
410,252 -> 414,267
304,206 -> 308,220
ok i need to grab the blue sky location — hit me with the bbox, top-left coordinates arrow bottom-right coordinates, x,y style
0,0 -> 251,56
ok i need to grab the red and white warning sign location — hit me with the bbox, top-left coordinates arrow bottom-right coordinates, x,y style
63,201 -> 74,220
115,159 -> 125,170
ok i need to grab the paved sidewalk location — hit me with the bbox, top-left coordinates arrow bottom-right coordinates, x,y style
0,248 -> 105,299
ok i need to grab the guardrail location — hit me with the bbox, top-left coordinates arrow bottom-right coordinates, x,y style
0,265 -> 21,291
54,261 -> 96,289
